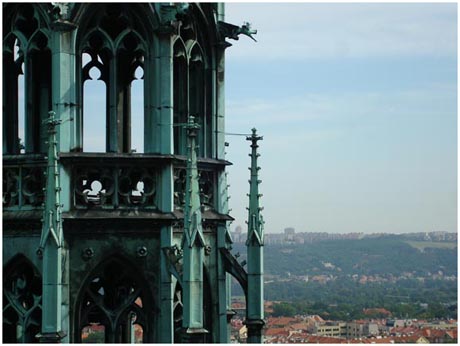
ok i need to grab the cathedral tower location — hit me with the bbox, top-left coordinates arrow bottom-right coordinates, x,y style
3,3 -> 262,343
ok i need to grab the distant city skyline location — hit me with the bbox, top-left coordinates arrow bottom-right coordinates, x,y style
224,3 -> 457,234
230,224 -> 457,237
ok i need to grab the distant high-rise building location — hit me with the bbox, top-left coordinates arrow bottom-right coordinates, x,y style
284,227 -> 296,235
284,227 -> 295,242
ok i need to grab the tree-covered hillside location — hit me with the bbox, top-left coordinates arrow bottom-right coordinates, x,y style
233,235 -> 457,277
231,235 -> 457,319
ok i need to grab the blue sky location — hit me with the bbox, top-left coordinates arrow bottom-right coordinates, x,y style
224,3 -> 457,234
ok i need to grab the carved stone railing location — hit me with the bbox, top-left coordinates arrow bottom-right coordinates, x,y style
3,155 -> 46,210
3,153 -> 228,212
73,165 -> 158,209
60,153 -> 165,210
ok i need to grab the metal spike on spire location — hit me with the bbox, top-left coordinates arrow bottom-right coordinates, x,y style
245,128 -> 265,343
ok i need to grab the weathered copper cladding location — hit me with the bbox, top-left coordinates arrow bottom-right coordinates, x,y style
3,3 -> 260,343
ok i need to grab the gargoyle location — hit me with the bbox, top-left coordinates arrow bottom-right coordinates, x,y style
160,3 -> 191,24
49,3 -> 76,31
50,2 -> 72,20
218,21 -> 258,42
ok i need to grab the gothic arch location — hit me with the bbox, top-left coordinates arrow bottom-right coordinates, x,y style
173,39 -> 188,155
75,4 -> 153,153
80,28 -> 115,56
26,29 -> 52,154
3,31 -> 27,54
3,4 -> 52,155
3,32 -> 25,154
189,43 -> 207,156
74,255 -> 156,343
26,30 -> 50,53
172,6 -> 215,158
3,4 -> 51,41
115,29 -> 147,53
3,254 -> 42,343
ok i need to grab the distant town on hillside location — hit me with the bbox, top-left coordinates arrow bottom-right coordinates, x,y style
228,228 -> 457,343
230,226 -> 457,245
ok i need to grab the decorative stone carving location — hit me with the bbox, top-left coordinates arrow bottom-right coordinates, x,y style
22,166 -> 45,206
3,167 -> 19,207
137,246 -> 148,258
82,247 -> 95,260
173,168 -> 215,211
73,164 -> 157,209
3,164 -> 45,209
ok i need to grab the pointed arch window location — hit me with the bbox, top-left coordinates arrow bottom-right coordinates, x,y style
77,5 -> 149,154
173,14 -> 214,159
3,5 -> 51,155
17,49 -> 25,155
189,45 -> 206,157
173,40 -> 188,156
80,31 -> 110,152
131,65 -> 144,153
27,31 -> 52,154
81,47 -> 108,153
116,32 -> 145,153
3,36 -> 24,154
74,257 -> 154,343
3,255 -> 42,343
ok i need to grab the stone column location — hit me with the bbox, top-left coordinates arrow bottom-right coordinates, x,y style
154,15 -> 175,342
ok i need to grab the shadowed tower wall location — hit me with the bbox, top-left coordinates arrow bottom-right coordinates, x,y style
2,3 -> 257,343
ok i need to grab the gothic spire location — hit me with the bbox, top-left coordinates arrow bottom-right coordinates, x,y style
246,128 -> 264,246
181,115 -> 208,342
37,111 -> 65,342
245,127 -> 265,343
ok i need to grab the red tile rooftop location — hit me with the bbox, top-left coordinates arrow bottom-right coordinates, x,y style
290,322 -> 311,331
390,326 -> 418,335
363,308 -> 391,316
265,328 -> 290,337
422,328 -> 446,338
445,329 -> 458,339
267,316 -> 299,327
306,335 -> 344,343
